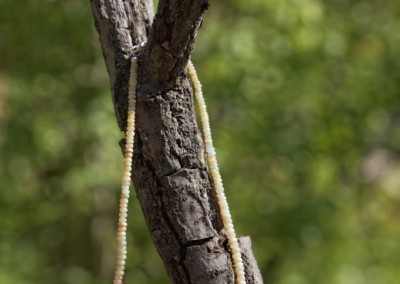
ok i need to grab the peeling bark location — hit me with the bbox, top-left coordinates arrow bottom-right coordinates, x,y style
90,0 -> 263,283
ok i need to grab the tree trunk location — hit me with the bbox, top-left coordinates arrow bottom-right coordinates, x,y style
90,0 -> 263,283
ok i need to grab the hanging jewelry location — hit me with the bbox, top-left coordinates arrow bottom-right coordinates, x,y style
187,61 -> 246,284
113,48 -> 139,284
113,45 -> 245,284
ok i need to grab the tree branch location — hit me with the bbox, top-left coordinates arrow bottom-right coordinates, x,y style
90,0 -> 263,283
90,0 -> 153,130
139,0 -> 209,93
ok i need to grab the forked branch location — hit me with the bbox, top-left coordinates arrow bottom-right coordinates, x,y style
90,0 -> 263,283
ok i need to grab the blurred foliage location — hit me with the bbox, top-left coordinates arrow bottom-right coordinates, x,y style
1,0 -> 400,283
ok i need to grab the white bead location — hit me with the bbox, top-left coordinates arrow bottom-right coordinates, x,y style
230,240 -> 239,248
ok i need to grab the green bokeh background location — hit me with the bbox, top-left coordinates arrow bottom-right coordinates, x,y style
1,0 -> 400,283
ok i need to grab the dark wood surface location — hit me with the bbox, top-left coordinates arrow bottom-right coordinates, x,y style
90,0 -> 263,283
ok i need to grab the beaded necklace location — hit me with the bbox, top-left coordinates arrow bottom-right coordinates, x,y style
113,45 -> 245,284
187,61 -> 246,284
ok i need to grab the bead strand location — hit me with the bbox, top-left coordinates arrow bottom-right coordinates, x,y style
113,56 -> 138,284
187,61 -> 246,284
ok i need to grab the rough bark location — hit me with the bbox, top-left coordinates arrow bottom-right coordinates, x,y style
90,0 -> 263,283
